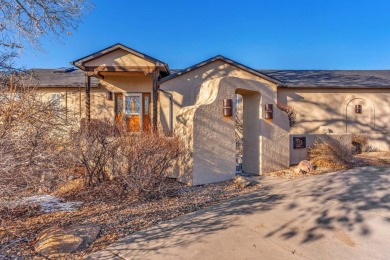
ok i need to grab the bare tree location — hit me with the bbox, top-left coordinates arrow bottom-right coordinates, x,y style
0,0 -> 93,70
0,75 -> 77,199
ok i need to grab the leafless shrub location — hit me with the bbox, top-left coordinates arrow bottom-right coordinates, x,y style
115,133 -> 183,196
70,121 -> 184,196
351,133 -> 369,154
0,75 -> 76,199
308,136 -> 353,169
277,103 -> 297,130
69,120 -> 122,187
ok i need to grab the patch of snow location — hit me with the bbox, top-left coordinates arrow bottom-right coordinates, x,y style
3,195 -> 82,213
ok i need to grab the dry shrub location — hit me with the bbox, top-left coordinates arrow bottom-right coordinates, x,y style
277,103 -> 297,130
70,120 -> 184,197
308,137 -> 353,169
351,133 -> 368,154
115,133 -> 183,196
69,120 -> 122,187
0,75 -> 76,199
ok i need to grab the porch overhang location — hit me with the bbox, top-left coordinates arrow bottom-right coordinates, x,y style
71,43 -> 170,77
84,65 -> 160,79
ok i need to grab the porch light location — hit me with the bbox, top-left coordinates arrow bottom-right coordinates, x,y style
106,91 -> 113,100
223,99 -> 233,117
355,105 -> 362,114
265,104 -> 273,119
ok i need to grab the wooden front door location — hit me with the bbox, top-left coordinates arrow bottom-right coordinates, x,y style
124,93 -> 142,132
115,93 -> 151,132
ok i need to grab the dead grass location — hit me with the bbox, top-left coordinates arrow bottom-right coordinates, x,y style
353,151 -> 390,167
266,151 -> 390,179
308,137 -> 353,169
0,178 -> 261,259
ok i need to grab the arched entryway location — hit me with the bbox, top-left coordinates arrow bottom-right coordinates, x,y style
235,89 -> 261,175
174,76 -> 290,185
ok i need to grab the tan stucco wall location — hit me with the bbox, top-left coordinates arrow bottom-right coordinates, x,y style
37,87 -> 84,119
96,75 -> 153,119
37,75 -> 154,122
84,49 -> 155,69
159,60 -> 279,134
277,88 -> 390,150
173,75 -> 290,185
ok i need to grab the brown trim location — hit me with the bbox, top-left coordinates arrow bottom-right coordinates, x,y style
152,68 -> 159,132
85,66 -> 156,72
85,74 -> 91,124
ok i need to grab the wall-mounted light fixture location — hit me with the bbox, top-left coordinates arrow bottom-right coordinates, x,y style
106,91 -> 113,101
223,99 -> 233,117
265,104 -> 273,119
355,105 -> 362,114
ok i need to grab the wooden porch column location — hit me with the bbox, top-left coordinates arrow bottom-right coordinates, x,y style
85,74 -> 91,125
152,68 -> 159,132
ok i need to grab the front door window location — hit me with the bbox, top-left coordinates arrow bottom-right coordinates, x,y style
124,94 -> 142,132
125,95 -> 141,114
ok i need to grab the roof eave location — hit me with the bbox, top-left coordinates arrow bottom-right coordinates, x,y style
158,55 -> 284,85
281,85 -> 390,88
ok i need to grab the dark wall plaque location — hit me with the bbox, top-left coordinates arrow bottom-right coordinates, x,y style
293,137 -> 306,149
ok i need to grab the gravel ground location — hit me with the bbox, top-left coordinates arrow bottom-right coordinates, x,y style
0,178 -> 260,259
1,152 -> 388,259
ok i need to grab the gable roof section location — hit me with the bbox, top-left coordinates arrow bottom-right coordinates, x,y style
159,55 -> 284,86
259,70 -> 390,88
72,43 -> 169,73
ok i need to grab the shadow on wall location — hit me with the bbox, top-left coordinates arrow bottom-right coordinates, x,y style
265,166 -> 390,244
159,60 -> 279,135
279,92 -> 390,150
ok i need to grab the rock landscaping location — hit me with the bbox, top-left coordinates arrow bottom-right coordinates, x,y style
293,160 -> 315,174
0,178 -> 260,259
34,224 -> 100,257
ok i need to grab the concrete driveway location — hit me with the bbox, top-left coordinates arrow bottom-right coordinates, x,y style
86,166 -> 390,260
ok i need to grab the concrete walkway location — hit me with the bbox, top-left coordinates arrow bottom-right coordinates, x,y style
86,167 -> 390,260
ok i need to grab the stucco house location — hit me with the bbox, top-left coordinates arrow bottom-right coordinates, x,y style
30,43 -> 390,185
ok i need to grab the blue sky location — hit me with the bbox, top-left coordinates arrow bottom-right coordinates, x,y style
16,0 -> 390,70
